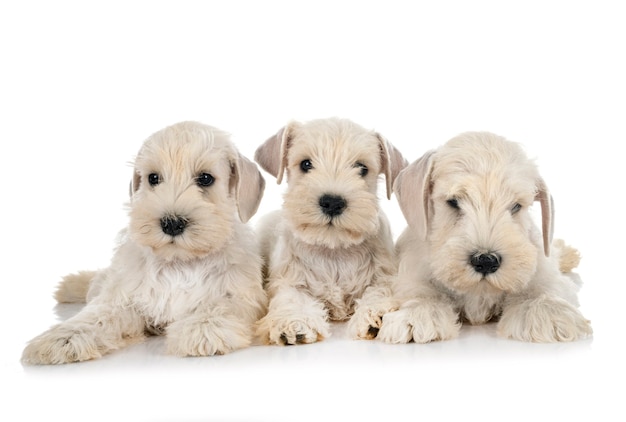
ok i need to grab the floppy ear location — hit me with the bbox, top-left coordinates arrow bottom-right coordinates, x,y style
129,169 -> 141,199
393,150 -> 435,241
535,177 -> 554,257
230,153 -> 266,223
376,134 -> 408,199
254,123 -> 295,184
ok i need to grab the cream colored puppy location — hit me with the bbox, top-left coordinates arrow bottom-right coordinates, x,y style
378,131 -> 592,343
254,117 -> 407,345
22,121 -> 267,364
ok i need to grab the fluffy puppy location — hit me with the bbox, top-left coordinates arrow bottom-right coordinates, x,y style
22,121 -> 267,364
254,117 -> 407,345
378,131 -> 592,343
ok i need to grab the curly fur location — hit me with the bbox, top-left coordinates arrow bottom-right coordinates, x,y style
22,121 -> 267,364
378,131 -> 592,343
253,117 -> 407,345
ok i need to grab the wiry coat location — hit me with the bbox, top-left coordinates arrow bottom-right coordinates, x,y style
254,118 -> 407,345
22,121 -> 267,364
378,132 -> 592,343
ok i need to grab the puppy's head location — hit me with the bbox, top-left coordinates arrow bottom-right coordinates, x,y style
128,121 -> 265,261
394,132 -> 553,294
255,117 -> 406,249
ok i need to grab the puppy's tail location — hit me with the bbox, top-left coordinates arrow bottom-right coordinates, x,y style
54,270 -> 98,303
552,239 -> 581,273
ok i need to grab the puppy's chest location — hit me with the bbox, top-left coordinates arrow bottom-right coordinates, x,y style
300,248 -> 375,319
132,262 -> 221,323
453,288 -> 506,325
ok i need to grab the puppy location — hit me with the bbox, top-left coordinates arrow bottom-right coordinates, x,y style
378,131 -> 592,343
22,121 -> 267,364
254,117 -> 407,345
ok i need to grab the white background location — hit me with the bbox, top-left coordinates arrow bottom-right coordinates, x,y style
1,1 -> 624,421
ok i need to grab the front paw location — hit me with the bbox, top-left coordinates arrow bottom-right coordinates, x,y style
22,325 -> 106,365
377,301 -> 461,344
498,295 -> 593,342
166,317 -> 251,356
348,304 -> 398,340
257,314 -> 330,346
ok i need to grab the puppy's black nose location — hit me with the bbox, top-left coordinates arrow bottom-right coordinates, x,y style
470,253 -> 501,275
319,194 -> 347,217
160,216 -> 187,237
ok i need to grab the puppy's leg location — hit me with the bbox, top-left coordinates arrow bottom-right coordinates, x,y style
348,283 -> 399,339
256,287 -> 330,345
497,252 -> 592,342
347,222 -> 401,340
497,293 -> 592,342
21,300 -> 145,364
377,296 -> 461,344
166,303 -> 254,356
377,278 -> 460,344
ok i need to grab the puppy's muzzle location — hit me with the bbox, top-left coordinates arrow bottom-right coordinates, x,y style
319,194 -> 347,217
470,252 -> 501,275
160,215 -> 188,237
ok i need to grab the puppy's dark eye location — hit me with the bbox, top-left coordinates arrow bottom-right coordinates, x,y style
300,159 -> 313,173
148,173 -> 160,186
511,203 -> 522,214
196,173 -> 215,187
447,198 -> 460,210
355,162 -> 368,177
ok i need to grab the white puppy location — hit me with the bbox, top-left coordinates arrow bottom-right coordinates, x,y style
254,117 -> 407,345
22,121 -> 267,364
378,131 -> 592,343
